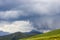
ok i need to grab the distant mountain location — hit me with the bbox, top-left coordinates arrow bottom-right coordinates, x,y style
20,29 -> 60,40
25,30 -> 43,35
0,32 -> 27,40
0,30 -> 42,40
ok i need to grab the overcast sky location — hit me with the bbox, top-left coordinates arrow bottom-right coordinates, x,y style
0,0 -> 60,35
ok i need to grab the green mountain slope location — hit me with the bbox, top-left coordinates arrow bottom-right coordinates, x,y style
20,29 -> 60,40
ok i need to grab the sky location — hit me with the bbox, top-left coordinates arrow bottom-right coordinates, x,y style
0,0 -> 60,35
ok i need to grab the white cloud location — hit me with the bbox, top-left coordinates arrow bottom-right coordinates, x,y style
0,21 -> 33,33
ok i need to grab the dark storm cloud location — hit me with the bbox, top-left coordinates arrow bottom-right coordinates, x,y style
0,0 -> 60,33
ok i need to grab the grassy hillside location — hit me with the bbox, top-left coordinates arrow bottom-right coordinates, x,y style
20,29 -> 60,40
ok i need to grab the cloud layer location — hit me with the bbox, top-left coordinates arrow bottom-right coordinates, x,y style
0,0 -> 60,35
